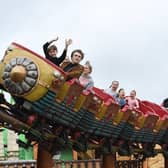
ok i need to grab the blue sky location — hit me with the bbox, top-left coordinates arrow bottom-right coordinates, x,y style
1,0 -> 168,104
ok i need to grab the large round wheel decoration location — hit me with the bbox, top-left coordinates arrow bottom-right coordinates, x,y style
2,57 -> 38,95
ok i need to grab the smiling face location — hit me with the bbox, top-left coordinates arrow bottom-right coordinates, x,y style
118,89 -> 125,98
130,90 -> 136,98
71,51 -> 83,64
48,49 -> 58,57
111,81 -> 119,91
48,45 -> 58,57
83,64 -> 91,75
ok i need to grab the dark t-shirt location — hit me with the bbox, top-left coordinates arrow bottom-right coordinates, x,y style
43,42 -> 67,66
63,63 -> 78,72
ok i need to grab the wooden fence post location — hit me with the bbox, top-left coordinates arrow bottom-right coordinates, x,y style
102,154 -> 116,168
37,147 -> 55,168
165,156 -> 168,168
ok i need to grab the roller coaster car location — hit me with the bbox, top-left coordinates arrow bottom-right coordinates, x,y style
136,102 -> 159,129
131,102 -> 159,143
0,42 -> 66,101
142,101 -> 168,145
142,101 -> 168,131
92,87 -> 120,121
56,78 -> 84,103
0,42 -> 168,157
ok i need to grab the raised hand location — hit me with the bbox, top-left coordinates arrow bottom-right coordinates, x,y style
65,39 -> 72,49
48,36 -> 59,44
53,36 -> 59,41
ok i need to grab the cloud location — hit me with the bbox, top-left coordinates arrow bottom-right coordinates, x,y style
0,0 -> 168,103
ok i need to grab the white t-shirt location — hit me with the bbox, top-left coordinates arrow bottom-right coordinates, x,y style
104,88 -> 117,99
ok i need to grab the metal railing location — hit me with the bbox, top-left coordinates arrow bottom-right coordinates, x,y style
55,159 -> 143,168
55,159 -> 102,168
116,160 -> 143,168
0,160 -> 36,168
0,159 -> 143,168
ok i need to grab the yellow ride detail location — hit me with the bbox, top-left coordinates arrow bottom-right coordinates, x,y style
1,46 -> 60,101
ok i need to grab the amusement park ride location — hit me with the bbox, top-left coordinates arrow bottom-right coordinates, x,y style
0,42 -> 167,168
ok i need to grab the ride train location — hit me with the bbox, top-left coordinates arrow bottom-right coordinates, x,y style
0,42 -> 167,159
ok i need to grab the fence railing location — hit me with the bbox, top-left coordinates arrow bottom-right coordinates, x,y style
0,160 -> 36,168
0,159 -> 143,168
55,159 -> 143,168
115,160 -> 143,168
55,159 -> 102,168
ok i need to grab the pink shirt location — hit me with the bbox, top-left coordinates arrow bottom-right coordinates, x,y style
126,97 -> 139,110
79,76 -> 90,87
79,75 -> 94,90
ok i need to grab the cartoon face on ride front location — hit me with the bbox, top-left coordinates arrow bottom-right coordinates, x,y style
0,42 -> 167,158
2,57 -> 38,95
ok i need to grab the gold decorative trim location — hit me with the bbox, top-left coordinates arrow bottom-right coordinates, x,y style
38,80 -> 50,89
74,94 -> 87,112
